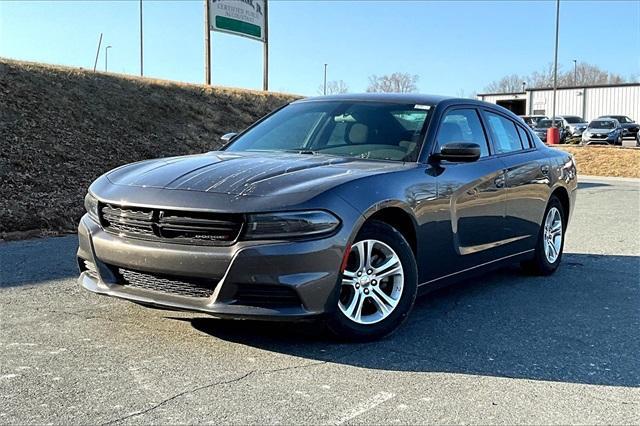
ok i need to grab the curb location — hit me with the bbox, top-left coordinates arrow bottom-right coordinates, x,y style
579,175 -> 640,183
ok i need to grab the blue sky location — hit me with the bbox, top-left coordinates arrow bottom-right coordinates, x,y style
1,0 -> 639,96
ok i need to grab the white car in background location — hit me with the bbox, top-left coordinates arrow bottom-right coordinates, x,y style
582,118 -> 624,145
559,115 -> 589,137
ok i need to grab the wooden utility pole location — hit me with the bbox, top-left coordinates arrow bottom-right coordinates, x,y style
204,0 -> 211,85
93,33 -> 103,72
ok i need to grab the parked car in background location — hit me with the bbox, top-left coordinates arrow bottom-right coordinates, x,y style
520,114 -> 548,128
559,115 -> 588,137
598,115 -> 639,139
582,118 -> 623,145
533,119 -> 569,143
77,94 -> 577,340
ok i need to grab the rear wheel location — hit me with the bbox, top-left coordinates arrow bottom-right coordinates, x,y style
522,196 -> 565,275
326,220 -> 417,341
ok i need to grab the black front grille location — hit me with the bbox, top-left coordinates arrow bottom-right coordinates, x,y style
100,204 -> 243,245
117,267 -> 218,298
233,284 -> 302,308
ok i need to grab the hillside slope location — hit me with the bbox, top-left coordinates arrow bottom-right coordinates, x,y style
0,59 -> 299,238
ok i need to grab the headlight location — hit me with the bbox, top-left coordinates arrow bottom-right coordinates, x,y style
243,210 -> 340,240
84,193 -> 100,222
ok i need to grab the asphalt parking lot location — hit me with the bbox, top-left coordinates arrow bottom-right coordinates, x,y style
1,177 -> 639,425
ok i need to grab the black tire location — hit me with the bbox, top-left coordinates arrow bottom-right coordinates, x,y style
326,220 -> 418,341
521,196 -> 566,275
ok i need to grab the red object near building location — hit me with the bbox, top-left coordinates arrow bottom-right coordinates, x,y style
547,127 -> 560,145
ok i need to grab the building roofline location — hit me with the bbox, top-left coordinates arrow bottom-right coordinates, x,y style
476,91 -> 526,97
478,81 -> 640,97
526,82 -> 639,91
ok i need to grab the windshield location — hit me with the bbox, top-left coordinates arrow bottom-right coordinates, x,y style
536,119 -> 554,128
589,120 -> 615,129
225,101 -> 432,162
563,116 -> 584,123
610,116 -> 631,123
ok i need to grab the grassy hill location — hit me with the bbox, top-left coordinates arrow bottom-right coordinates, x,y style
0,59 -> 299,238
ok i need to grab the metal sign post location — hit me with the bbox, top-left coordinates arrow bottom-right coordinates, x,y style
204,0 -> 211,85
263,0 -> 269,91
140,0 -> 144,77
552,0 -> 560,128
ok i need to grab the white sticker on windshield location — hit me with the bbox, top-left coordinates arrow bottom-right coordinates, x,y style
414,104 -> 431,110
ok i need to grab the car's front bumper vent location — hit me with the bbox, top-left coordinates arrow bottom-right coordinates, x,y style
100,204 -> 243,245
117,267 -> 219,298
232,284 -> 302,308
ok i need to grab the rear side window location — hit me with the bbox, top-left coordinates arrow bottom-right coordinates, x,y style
516,125 -> 532,148
436,109 -> 490,157
484,112 -> 524,153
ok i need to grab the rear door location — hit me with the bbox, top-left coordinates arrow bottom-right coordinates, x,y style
481,109 -> 549,254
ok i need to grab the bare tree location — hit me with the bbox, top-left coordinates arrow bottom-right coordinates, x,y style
455,89 -> 477,99
317,80 -> 349,95
484,62 -> 629,93
367,72 -> 419,93
528,63 -> 556,88
561,62 -> 625,86
483,74 -> 525,93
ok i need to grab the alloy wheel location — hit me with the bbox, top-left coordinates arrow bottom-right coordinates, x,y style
339,239 -> 404,324
543,207 -> 563,263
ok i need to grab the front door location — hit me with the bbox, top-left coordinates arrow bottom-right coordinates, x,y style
417,107 -> 508,283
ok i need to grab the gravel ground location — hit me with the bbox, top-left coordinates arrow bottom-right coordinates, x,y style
1,177 -> 639,425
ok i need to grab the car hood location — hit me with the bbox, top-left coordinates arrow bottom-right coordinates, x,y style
105,151 -> 409,197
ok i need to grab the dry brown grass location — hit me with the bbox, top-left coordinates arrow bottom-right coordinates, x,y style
555,145 -> 640,178
0,58 -> 300,237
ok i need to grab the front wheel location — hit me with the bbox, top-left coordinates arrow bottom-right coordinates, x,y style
522,196 -> 566,275
326,220 -> 417,341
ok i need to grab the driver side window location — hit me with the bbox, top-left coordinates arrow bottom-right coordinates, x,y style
436,109 -> 490,157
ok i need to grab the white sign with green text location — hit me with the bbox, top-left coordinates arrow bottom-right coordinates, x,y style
209,0 -> 266,42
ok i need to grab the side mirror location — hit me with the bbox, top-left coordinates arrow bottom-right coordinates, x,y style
221,132 -> 238,143
433,142 -> 481,163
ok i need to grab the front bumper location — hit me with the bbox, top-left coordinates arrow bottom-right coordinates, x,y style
582,134 -> 616,144
77,214 -> 347,320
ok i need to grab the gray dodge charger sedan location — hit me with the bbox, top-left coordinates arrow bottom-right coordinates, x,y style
78,94 -> 577,340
